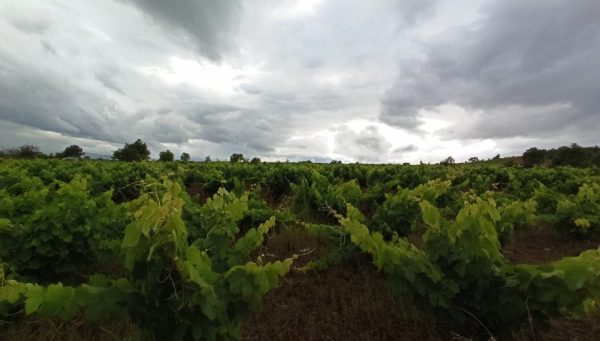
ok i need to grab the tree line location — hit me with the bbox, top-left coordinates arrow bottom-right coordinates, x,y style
521,143 -> 600,168
1,140 -> 599,167
0,139 -> 262,163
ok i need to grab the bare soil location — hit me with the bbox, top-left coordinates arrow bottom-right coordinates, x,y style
241,265 -> 444,341
502,227 -> 600,264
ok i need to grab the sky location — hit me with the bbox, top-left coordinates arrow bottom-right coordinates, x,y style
0,0 -> 598,163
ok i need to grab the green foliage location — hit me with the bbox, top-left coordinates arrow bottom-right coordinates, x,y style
439,156 -> 455,165
290,172 -> 362,221
519,143 -> 600,168
112,139 -> 150,161
59,144 -> 85,159
230,153 -> 245,163
5,144 -> 45,159
1,179 -> 291,340
370,179 -> 452,237
180,152 -> 191,162
158,149 -> 174,162
1,158 -> 600,338
0,175 -> 127,282
555,183 -> 600,237
495,198 -> 537,243
522,147 -> 546,167
340,198 -> 600,335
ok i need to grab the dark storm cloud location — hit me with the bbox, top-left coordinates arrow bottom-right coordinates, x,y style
184,106 -> 285,153
381,0 -> 600,138
123,0 -> 241,60
333,125 -> 392,162
0,53 -> 118,143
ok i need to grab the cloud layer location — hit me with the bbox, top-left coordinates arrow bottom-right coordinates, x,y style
381,0 -> 600,141
0,0 -> 598,162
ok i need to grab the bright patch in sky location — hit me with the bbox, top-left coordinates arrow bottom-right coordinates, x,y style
146,57 -> 259,96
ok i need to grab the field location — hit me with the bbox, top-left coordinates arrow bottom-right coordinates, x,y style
1,159 -> 600,340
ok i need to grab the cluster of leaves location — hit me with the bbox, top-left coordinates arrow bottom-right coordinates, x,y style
555,183 -> 600,237
340,199 -> 600,336
0,175 -> 126,282
1,180 -> 291,340
370,179 -> 452,237
290,171 -> 362,221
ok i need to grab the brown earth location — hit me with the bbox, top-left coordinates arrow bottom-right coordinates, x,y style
504,227 -> 600,341
185,182 -> 211,204
502,227 -> 600,264
241,265 -> 444,341
243,226 -> 600,341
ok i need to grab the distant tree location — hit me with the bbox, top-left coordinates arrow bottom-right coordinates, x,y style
330,160 -> 342,164
112,139 -> 150,161
250,157 -> 261,164
205,155 -> 211,162
552,143 -> 587,167
230,153 -> 245,163
440,156 -> 455,166
60,144 -> 84,158
180,152 -> 191,162
492,154 -> 501,160
15,144 -> 44,158
159,149 -> 174,162
468,157 -> 479,163
522,147 -> 546,167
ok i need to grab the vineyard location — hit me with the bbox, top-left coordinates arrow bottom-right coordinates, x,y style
1,159 -> 600,340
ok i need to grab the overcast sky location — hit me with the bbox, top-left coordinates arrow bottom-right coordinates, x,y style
0,0 -> 598,163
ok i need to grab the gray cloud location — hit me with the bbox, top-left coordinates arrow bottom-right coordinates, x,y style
392,144 -> 417,154
381,0 -> 600,138
122,0 -> 241,60
0,0 -> 598,162
333,125 -> 392,162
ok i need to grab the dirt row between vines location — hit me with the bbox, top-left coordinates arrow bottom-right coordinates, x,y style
242,227 -> 600,341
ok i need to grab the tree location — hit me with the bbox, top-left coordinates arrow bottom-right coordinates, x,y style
250,157 -> 261,164
522,147 -> 546,167
230,153 -> 245,163
112,139 -> 150,161
552,143 -> 587,167
205,155 -> 211,162
440,156 -> 455,166
180,152 -> 191,162
15,144 -> 44,158
492,154 -> 501,160
159,150 -> 174,162
60,145 -> 84,158
468,157 -> 479,163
